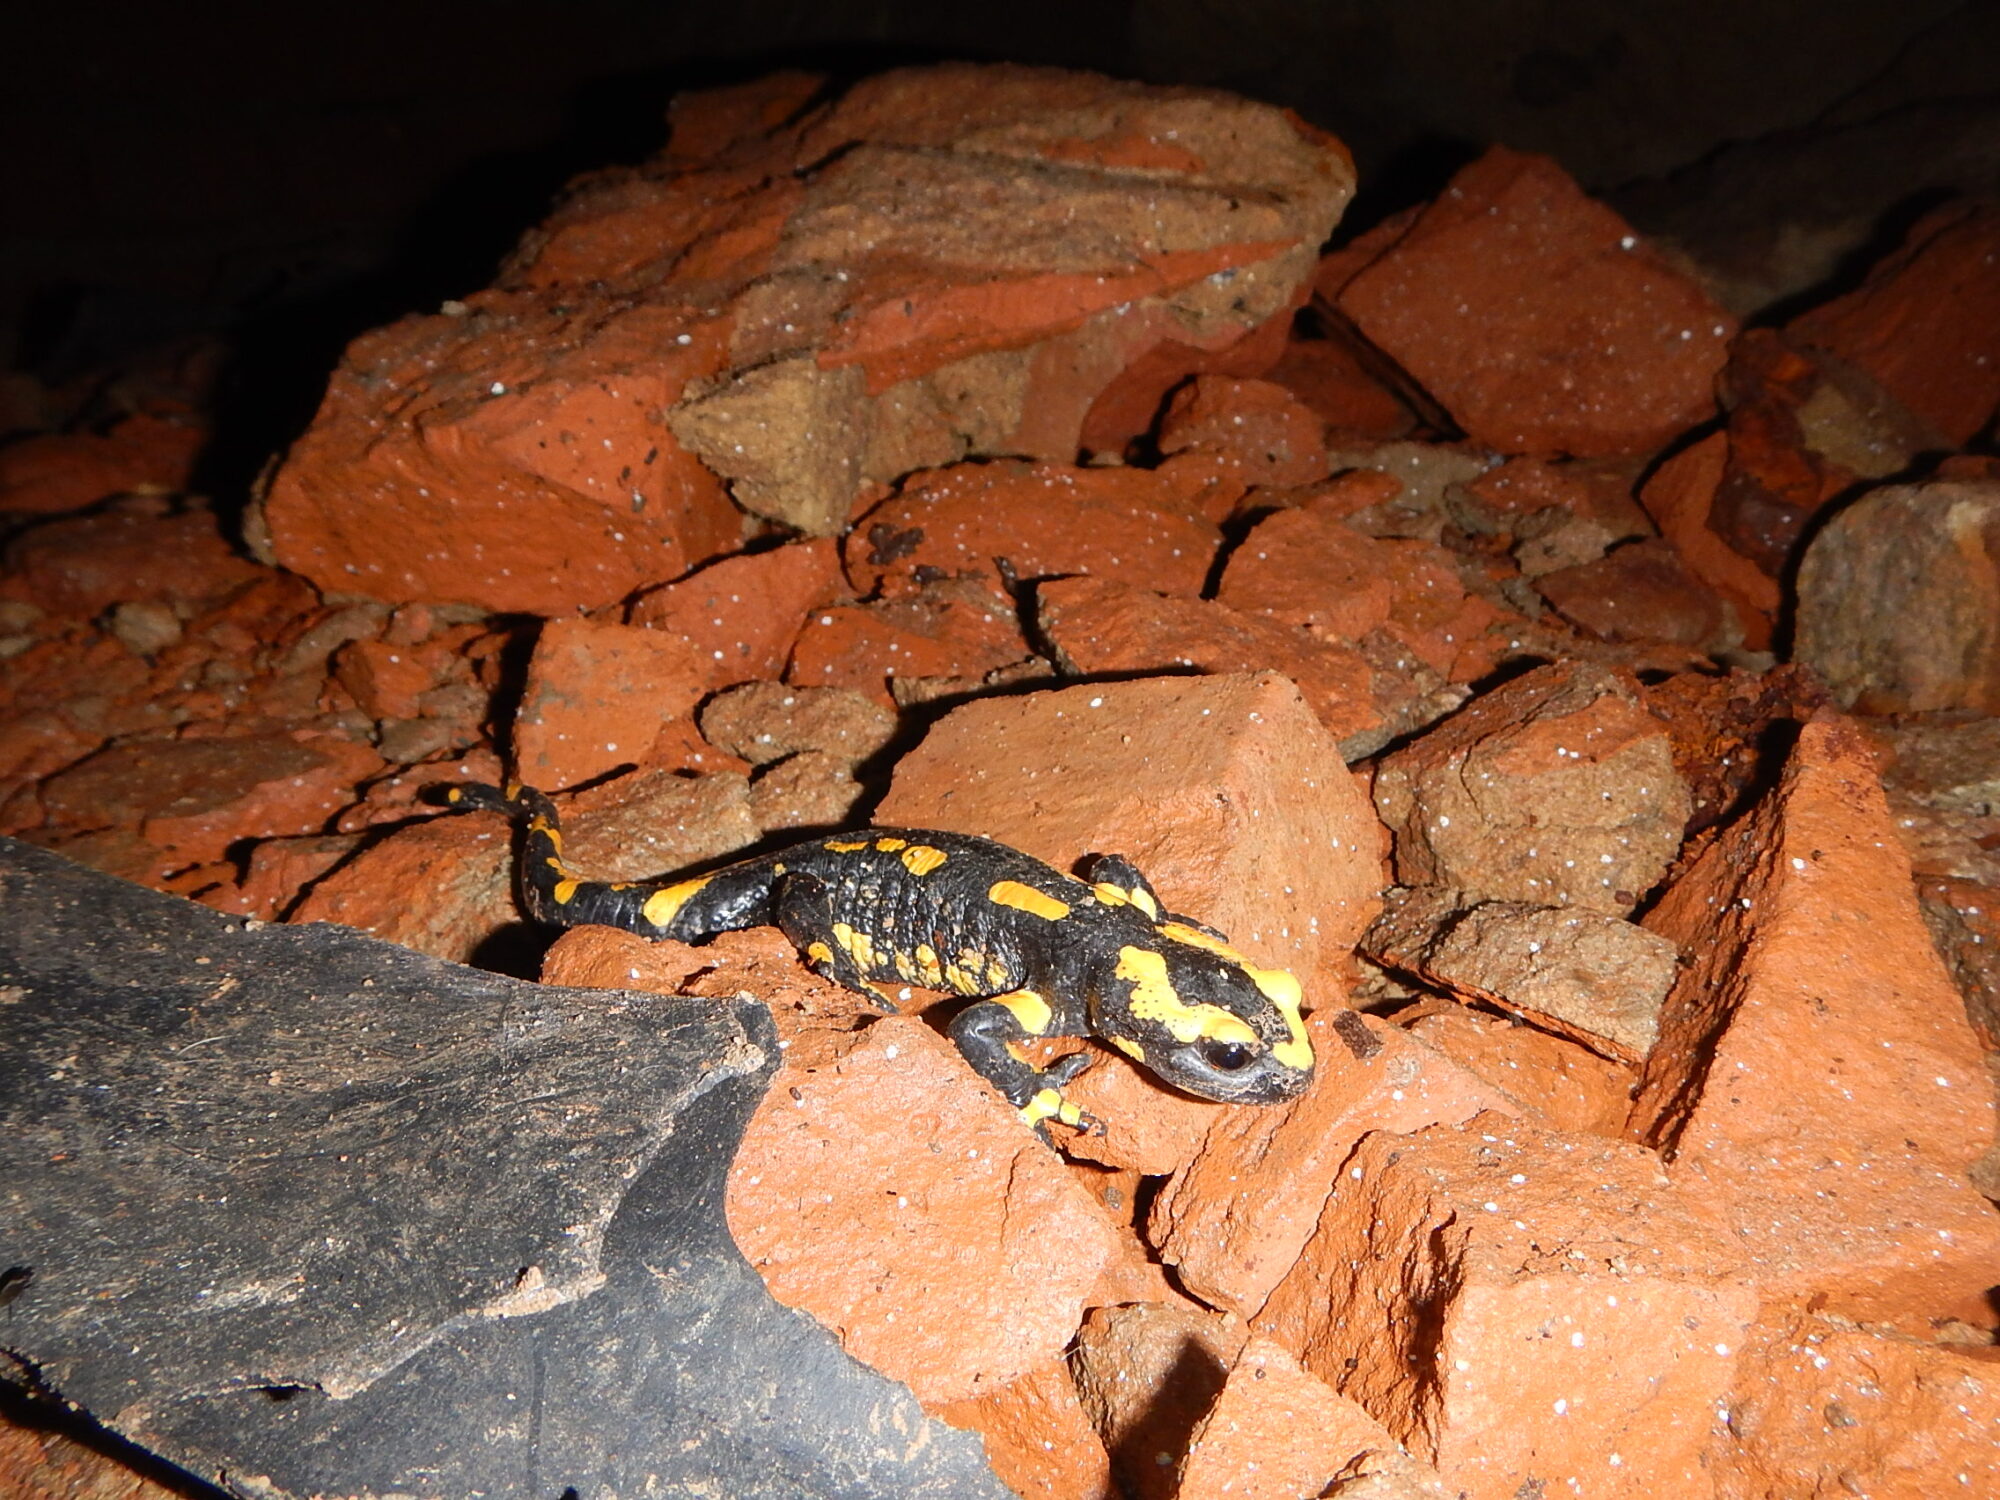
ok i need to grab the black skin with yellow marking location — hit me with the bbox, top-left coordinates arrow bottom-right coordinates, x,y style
445,783 -> 1315,1128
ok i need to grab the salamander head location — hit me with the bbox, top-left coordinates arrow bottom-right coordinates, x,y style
1090,933 -> 1314,1105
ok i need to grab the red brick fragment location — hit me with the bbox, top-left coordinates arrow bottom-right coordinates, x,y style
289,808 -> 517,964
624,539 -> 841,689
1069,1300 -> 1247,1500
0,411 -> 204,517
0,498 -> 263,618
1635,431 -> 1780,649
1255,1117 -> 1757,1500
785,578 -> 1029,707
1156,375 -> 1331,488
1337,147 -> 1735,458
512,616 -> 712,791
1402,1006 -> 1634,1136
1630,715 -> 2000,1328
930,1360 -> 1118,1500
1533,537 -> 1736,652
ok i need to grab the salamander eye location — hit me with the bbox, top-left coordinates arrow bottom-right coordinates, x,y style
1200,1040 -> 1255,1072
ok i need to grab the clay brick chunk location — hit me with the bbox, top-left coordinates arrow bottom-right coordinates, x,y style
1362,885 -> 1679,1062
1069,1301 -> 1247,1500
1254,1117 -> 1758,1500
1336,147 -> 1736,459
876,670 -> 1387,998
1148,1011 -> 1518,1315
512,616 -> 712,790
624,539 -> 841,687
288,808 -> 516,963
724,1016 -> 1121,1405
1629,714 -> 2000,1327
1372,661 -> 1692,914
1708,1305 -> 2000,1498
1795,479 -> 2000,714
1178,1335 -> 1447,1500
931,1360 -> 1118,1500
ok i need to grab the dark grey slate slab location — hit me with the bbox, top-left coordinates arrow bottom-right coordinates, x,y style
0,837 -> 1014,1499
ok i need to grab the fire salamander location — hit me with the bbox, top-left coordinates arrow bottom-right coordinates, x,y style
446,782 -> 1314,1132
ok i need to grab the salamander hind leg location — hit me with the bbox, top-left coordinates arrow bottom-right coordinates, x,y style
771,871 -> 889,1000
949,996 -> 1103,1141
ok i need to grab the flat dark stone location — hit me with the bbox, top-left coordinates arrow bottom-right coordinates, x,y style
0,837 -> 1013,1499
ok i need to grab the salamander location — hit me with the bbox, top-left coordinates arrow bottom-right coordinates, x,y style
446,782 -> 1314,1130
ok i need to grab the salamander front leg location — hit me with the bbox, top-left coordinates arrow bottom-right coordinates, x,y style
948,994 -> 1103,1140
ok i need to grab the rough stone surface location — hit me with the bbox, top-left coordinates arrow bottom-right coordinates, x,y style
625,538 -> 843,689
1363,885 -> 1681,1061
1788,200 -> 2000,449
1629,715 -> 2000,1327
931,1360 -> 1118,1500
698,681 -> 897,769
1636,432 -> 1781,648
1796,479 -> 2000,715
1337,148 -> 1735,458
725,1015 -> 1122,1405
1255,1118 -> 1759,1500
1709,1306 -> 2000,1500
1372,661 -> 1693,914
1156,375 -> 1333,488
786,577 -> 1029,707
876,671 -> 1386,999
1148,1011 -> 1518,1315
1402,1006 -> 1635,1137
1534,537 -> 1737,653
845,460 -> 1219,602
557,766 -> 760,881
288,808 -> 518,964
1177,1335 -> 1441,1500
0,499 -> 264,617
1069,1301 -> 1248,1500
512,616 -> 713,790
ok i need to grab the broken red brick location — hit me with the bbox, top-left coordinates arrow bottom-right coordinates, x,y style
930,1360 -> 1118,1500
624,539 -> 842,690
1069,1300 -> 1248,1500
1156,375 -> 1332,488
512,616 -> 713,791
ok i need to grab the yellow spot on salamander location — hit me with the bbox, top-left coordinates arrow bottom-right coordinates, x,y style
989,881 -> 1070,921
641,876 -> 712,929
1109,1035 -> 1146,1063
832,922 -> 879,970
552,878 -> 579,905
528,814 -> 563,854
807,940 -> 834,964
913,943 -> 945,986
1158,920 -> 1248,964
994,989 -> 1052,1036
1247,964 -> 1313,1071
943,964 -> 979,994
985,956 -> 1011,989
900,844 -> 947,876
1115,946 -> 1263,1048
1126,885 -> 1159,919
1017,1087 -> 1084,1130
873,836 -> 908,852
1092,882 -> 1128,907
825,839 -> 868,853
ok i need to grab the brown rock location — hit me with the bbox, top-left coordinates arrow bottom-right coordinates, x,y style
1037,574 -> 1392,752
725,1015 -> 1123,1404
0,410 -> 204,517
1363,886 -> 1679,1062
1635,665 -> 1826,839
845,460 -> 1219,602
1709,1305 -> 2000,1500
1372,661 -> 1693,914
512,616 -> 712,790
1534,537 -> 1737,653
39,732 -> 382,868
1069,1300 -> 1248,1500
1788,200 -> 2000,449
697,682 -> 897,769
288,808 -> 518,963
1336,148 -> 1736,458
1636,432 -> 1780,650
0,498 -> 263,618
1255,1117 -> 1758,1500
875,670 -> 1387,999
930,1361 -> 1117,1500
1320,440 -> 1494,542
667,66 -> 1356,533
746,750 -> 867,833
624,538 -> 841,689
1796,479 -> 2000,715
1629,715 -> 2000,1327
0,1413 -> 184,1498
1218,499 -> 1512,683
1708,327 -> 1928,577
1178,1335 -> 1444,1500
261,291 -> 744,614
785,577 -> 1029,707
557,766 -> 759,881
1402,1006 -> 1634,1136
1148,1011 -> 1519,1315
1156,375 -> 1332,488
331,637 -> 440,722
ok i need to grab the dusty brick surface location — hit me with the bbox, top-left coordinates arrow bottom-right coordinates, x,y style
1635,431 -> 1780,649
512,616 -> 713,790
931,1360 -> 1117,1500
1255,1117 -> 1758,1500
1629,714 -> 2000,1328
288,807 -> 517,963
725,1016 -> 1122,1405
1148,1011 -> 1518,1315
1402,1006 -> 1635,1137
624,538 -> 842,688
1336,148 -> 1735,459
1372,660 -> 1692,914
1069,1300 -> 1248,1500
